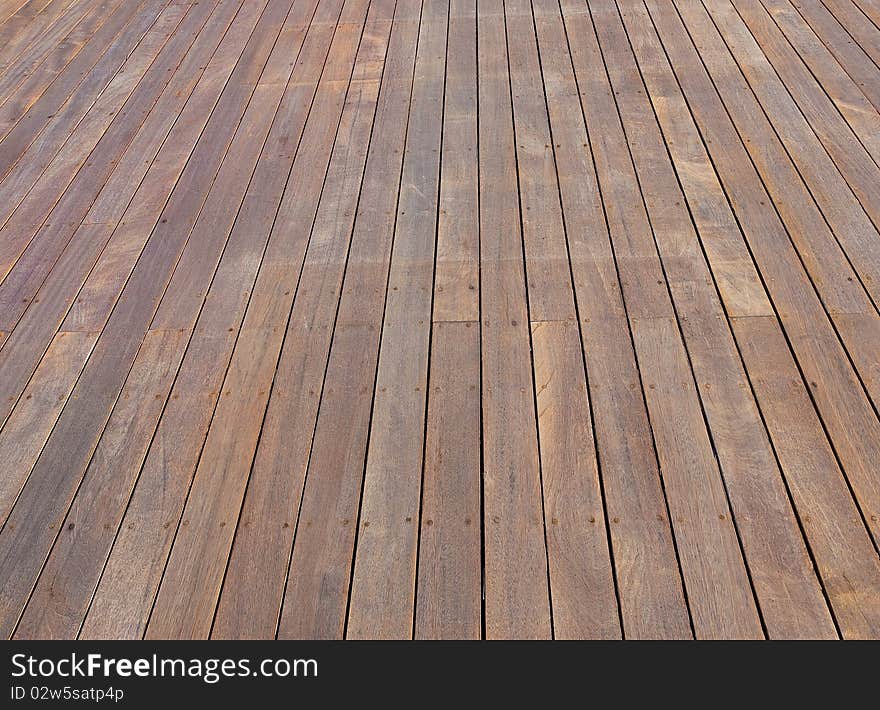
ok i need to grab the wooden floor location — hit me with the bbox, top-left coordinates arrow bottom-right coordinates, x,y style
1,0 -> 880,640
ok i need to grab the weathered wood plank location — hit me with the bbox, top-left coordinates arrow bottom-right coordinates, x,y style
477,0 -> 551,639
346,0 -> 448,640
414,321 -> 481,639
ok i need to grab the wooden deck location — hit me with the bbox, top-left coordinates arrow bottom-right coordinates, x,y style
1,0 -> 879,640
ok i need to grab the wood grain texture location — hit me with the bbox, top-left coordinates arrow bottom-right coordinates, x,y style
2,0 -> 880,639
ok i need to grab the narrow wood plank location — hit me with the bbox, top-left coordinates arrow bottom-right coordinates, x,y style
669,0 -> 879,334
531,320 -> 620,638
506,0 -> 576,323
0,0 -> 109,107
705,0 -> 880,312
414,321 -> 481,639
0,0 -> 161,186
0,0 -> 223,427
60,0 -> 267,333
80,0 -> 351,641
431,0 -> 477,323
477,0 -> 551,639
533,0 -> 691,639
786,0 -> 880,111
0,0 -> 78,74
732,315 -> 880,638
15,328 -> 187,639
0,0 -> 237,343
565,0 -> 765,639
276,0 -> 423,640
0,1 -> 43,32
346,0 -> 448,640
851,0 -> 880,24
0,0 -> 182,287
818,0 -> 880,65
753,0 -> 880,163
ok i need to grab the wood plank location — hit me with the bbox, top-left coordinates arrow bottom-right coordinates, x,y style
0,0 -> 108,107
15,0 -> 331,641
79,0 -> 350,641
0,1 -> 43,31
732,315 -> 880,638
2,0 -> 879,641
414,321 -> 481,639
851,0 -> 880,24
0,0 -> 78,74
431,0 -> 477,323
564,0 -> 763,639
212,17 -> 393,640
506,0 -> 618,639
346,0 -> 448,640
0,0 -> 241,407
0,0 -> 182,288
753,0 -> 880,163
0,330 -> 96,524
75,0 -> 340,640
818,0 -> 880,64
786,0 -> 880,111
531,321 -> 619,638
707,0 -> 880,313
0,0 -> 225,427
477,0 -> 551,639
15,328 -> 187,639
669,0 -> 879,333
0,0 -> 161,185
